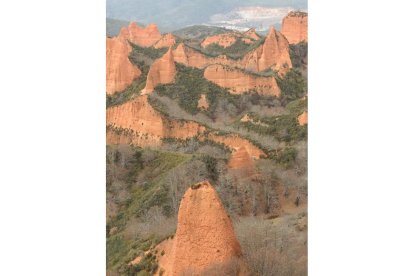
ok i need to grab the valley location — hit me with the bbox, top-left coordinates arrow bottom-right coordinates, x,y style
106,11 -> 308,276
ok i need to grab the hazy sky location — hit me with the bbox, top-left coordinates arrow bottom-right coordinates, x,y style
107,0 -> 307,31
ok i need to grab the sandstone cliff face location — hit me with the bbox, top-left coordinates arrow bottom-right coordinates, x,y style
106,37 -> 141,95
242,26 -> 292,75
156,181 -> 249,275
106,95 -> 165,146
119,22 -> 162,47
298,111 -> 308,126
204,64 -> 280,96
173,43 -> 207,68
173,43 -> 234,69
171,27 -> 291,76
154,33 -> 176,49
142,47 -> 176,94
106,95 -> 205,147
281,11 -> 308,44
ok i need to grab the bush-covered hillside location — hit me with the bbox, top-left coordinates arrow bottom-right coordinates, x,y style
107,26 -> 308,276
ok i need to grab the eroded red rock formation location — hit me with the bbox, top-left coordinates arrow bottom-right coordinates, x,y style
142,47 -> 176,94
204,64 -> 280,96
154,33 -> 176,49
206,133 -> 265,160
201,30 -> 259,49
228,146 -> 256,177
119,22 -> 162,47
242,26 -> 292,75
156,181 -> 250,275
106,95 -> 205,147
201,33 -> 238,48
281,11 -> 308,44
106,37 -> 141,95
243,28 -> 260,41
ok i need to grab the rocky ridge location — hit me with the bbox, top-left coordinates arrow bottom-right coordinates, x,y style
119,22 -> 162,47
281,11 -> 308,44
204,64 -> 280,96
154,33 -> 177,49
142,47 -> 176,94
106,36 -> 141,95
242,26 -> 292,74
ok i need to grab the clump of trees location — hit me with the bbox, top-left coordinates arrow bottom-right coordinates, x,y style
276,68 -> 307,105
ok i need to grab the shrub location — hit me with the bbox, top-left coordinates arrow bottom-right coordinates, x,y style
270,147 -> 298,168
156,63 -> 241,117
276,69 -> 307,105
289,42 -> 308,70
201,155 -> 218,181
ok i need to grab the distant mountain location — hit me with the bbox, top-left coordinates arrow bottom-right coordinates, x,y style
172,25 -> 230,40
107,19 -> 236,41
106,0 -> 307,31
106,18 -> 130,37
208,6 -> 295,32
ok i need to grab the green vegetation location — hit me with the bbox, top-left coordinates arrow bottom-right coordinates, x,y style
161,137 -> 232,155
203,37 -> 265,59
238,98 -> 307,142
201,155 -> 218,181
271,146 -> 298,168
107,235 -> 129,269
126,150 -> 144,183
289,42 -> 308,71
129,43 -> 168,61
106,43 -> 168,108
106,24 -> 308,275
172,25 -> 229,40
126,151 -> 189,217
125,253 -> 158,275
156,63 -> 241,117
276,69 -> 307,105
107,148 -> 191,271
240,113 -> 307,142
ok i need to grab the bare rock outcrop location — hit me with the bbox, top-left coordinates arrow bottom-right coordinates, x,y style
142,47 -> 176,94
201,33 -> 238,48
243,28 -> 260,41
206,133 -> 265,160
281,11 -> 308,44
197,94 -> 209,110
298,111 -> 308,126
201,31 -> 258,49
242,26 -> 292,75
203,133 -> 265,173
204,64 -> 280,96
119,22 -> 162,47
106,37 -> 141,95
228,146 -> 256,177
106,95 -> 205,147
154,33 -> 176,49
171,26 -> 290,75
173,43 -> 234,69
156,181 -> 250,275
